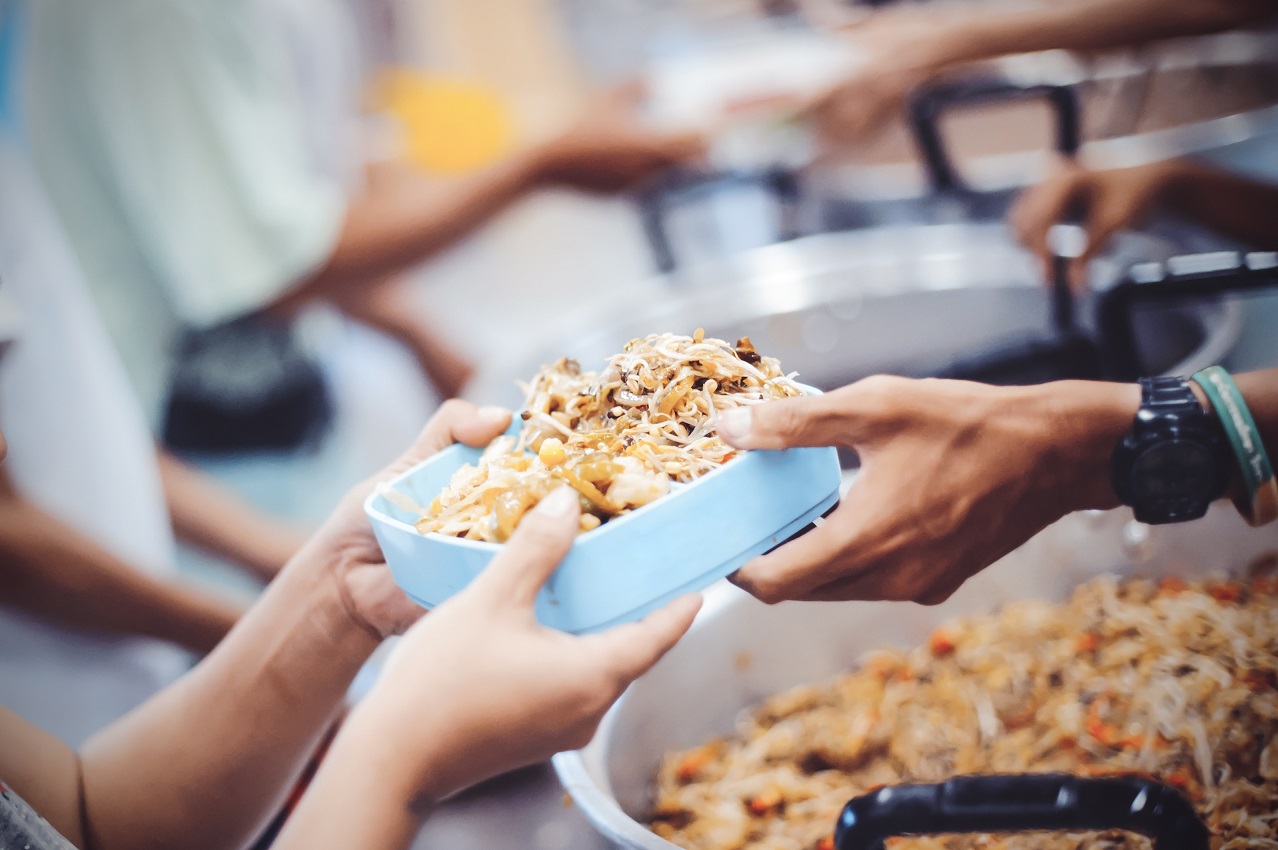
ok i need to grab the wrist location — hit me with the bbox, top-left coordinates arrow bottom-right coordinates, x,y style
273,712 -> 432,850
1041,380 -> 1141,513
521,140 -> 566,189
340,695 -> 451,807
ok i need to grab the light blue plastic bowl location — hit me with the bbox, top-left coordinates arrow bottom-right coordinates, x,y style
364,391 -> 842,634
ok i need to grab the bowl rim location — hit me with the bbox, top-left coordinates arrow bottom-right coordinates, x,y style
364,383 -> 826,549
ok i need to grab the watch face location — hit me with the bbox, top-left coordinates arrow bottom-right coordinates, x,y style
1131,440 -> 1216,502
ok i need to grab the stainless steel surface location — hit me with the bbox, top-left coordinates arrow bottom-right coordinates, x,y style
554,507 -> 1278,849
467,223 -> 1242,411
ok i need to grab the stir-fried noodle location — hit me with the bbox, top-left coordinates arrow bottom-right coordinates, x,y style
411,331 -> 802,542
651,577 -> 1278,850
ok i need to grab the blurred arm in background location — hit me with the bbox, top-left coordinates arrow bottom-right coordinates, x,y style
806,0 -> 1276,145
0,465 -> 242,655
156,448 -> 308,583
25,3 -> 704,406
289,100 -> 704,397
293,101 -> 704,304
1010,158 -> 1278,288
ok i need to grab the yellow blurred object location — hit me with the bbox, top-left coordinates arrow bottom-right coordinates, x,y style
373,70 -> 515,174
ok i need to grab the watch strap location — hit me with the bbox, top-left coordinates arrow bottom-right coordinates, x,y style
1191,367 -> 1278,526
1139,376 -> 1205,421
1114,375 -> 1229,524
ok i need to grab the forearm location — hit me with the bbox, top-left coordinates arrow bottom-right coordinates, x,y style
1158,160 -> 1278,249
0,496 -> 240,654
158,449 -> 305,580
0,706 -> 85,846
272,713 -> 427,850
912,0 -> 1272,73
280,150 -> 546,306
78,528 -> 381,850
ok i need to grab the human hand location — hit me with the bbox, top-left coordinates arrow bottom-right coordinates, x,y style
799,9 -> 950,148
343,485 -> 702,802
533,91 -> 706,193
299,400 -> 513,639
1009,158 -> 1185,291
716,375 -> 1139,605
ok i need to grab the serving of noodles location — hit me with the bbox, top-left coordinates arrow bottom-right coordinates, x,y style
651,576 -> 1278,850
411,331 -> 803,542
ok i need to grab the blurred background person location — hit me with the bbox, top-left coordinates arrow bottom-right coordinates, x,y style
0,128 -> 279,746
0,0 -> 317,744
22,0 -> 703,439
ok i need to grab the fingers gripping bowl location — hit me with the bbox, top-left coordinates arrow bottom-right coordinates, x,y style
364,332 -> 841,633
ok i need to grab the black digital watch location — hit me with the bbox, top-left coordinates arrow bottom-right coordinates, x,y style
1110,376 -> 1232,524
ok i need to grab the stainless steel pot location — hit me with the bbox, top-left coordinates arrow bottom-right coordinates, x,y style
553,506 -> 1278,849
465,224 -> 1242,413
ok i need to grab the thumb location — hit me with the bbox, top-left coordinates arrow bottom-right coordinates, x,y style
715,388 -> 865,450
584,593 -> 702,683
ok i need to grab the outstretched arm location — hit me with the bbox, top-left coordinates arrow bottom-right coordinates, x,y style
0,402 -> 511,850
274,488 -> 699,850
0,467 -> 241,655
1,400 -> 697,850
277,105 -> 704,308
807,0 -> 1275,144
717,369 -> 1278,605
902,0 -> 1271,70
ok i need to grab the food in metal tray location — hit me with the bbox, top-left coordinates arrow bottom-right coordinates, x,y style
651,576 -> 1278,850
413,331 -> 802,542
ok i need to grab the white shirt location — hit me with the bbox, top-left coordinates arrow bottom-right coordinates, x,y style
22,0 -> 361,426
0,135 -> 188,747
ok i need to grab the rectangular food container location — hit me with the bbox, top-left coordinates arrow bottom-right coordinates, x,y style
553,505 -> 1278,848
364,388 -> 842,634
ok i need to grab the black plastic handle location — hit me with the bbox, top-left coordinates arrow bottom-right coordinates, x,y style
835,774 -> 1209,850
1097,249 -> 1278,380
909,76 -> 1081,195
636,167 -> 802,274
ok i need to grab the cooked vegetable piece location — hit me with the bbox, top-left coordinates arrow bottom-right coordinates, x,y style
651,577 -> 1278,850
411,332 -> 801,542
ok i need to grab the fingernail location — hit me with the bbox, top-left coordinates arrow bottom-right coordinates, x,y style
536,485 -> 579,519
716,407 -> 752,443
477,405 -> 511,424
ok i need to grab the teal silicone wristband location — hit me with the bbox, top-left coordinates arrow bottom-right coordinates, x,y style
1191,366 -> 1277,526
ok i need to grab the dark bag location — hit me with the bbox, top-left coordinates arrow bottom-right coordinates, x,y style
162,314 -> 332,453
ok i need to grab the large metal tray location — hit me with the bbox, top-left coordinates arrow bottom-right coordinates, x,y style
554,505 -> 1278,849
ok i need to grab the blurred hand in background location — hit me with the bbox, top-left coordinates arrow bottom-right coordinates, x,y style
801,6 -> 960,148
531,89 -> 707,193
1010,158 -> 1278,290
1009,158 -> 1181,292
